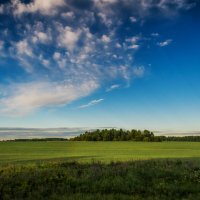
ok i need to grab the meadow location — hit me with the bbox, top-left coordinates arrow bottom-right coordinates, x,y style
0,141 -> 200,164
1,141 -> 200,200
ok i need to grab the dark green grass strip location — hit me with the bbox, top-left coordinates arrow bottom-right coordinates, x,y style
0,159 -> 200,200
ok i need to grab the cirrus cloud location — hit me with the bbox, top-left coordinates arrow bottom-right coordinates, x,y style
157,39 -> 172,47
79,99 -> 104,109
0,80 -> 98,116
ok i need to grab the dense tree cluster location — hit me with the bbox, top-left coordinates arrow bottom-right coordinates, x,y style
71,129 -> 200,142
13,138 -> 68,142
160,136 -> 200,142
70,129 -> 159,142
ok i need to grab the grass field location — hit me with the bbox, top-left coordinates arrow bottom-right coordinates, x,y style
1,141 -> 200,200
0,141 -> 200,164
1,159 -> 200,200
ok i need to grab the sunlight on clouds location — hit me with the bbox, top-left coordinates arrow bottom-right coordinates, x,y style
34,31 -> 50,44
15,39 -> 33,57
13,0 -> 65,15
57,26 -> 81,51
101,35 -> 111,43
128,44 -> 139,50
0,80 -> 99,116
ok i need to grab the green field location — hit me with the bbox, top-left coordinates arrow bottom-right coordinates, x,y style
1,141 -> 200,200
0,141 -> 200,164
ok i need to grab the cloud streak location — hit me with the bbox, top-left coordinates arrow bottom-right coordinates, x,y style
157,39 -> 172,47
106,84 -> 120,92
79,99 -> 104,109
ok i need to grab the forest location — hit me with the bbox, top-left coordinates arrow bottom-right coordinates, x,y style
71,129 -> 200,142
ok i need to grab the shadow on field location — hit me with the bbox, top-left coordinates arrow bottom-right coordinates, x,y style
2,155 -> 200,167
0,155 -> 100,167
0,158 -> 200,200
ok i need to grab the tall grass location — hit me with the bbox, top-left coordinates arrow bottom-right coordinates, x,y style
0,159 -> 200,200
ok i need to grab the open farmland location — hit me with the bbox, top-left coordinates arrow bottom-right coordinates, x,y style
0,141 -> 200,164
1,141 -> 200,200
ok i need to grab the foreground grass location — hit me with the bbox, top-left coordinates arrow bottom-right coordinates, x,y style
0,159 -> 200,200
0,141 -> 200,164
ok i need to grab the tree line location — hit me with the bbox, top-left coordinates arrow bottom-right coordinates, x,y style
71,129 -> 159,142
2,129 -> 200,142
12,138 -> 68,142
71,129 -> 200,142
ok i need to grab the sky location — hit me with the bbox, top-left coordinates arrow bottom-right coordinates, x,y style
0,0 -> 200,133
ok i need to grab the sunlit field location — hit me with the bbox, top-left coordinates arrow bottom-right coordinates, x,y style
0,141 -> 200,164
1,141 -> 200,200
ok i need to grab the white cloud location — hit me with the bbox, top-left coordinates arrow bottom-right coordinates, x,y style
79,99 -> 104,109
157,39 -> 172,47
101,0 -> 118,3
98,12 -> 112,27
34,31 -> 50,44
133,66 -> 145,77
126,36 -> 140,43
8,21 -> 54,72
53,52 -> 67,69
128,44 -> 139,49
130,16 -> 137,23
11,39 -> 35,72
118,65 -> 130,81
106,84 -> 120,92
53,52 -> 61,61
13,0 -> 65,15
58,26 -> 81,51
111,0 -> 196,20
116,43 -> 121,48
0,40 -> 4,50
158,0 -> 196,11
101,35 -> 111,43
0,80 -> 99,116
106,65 -> 131,82
61,11 -> 74,18
41,59 -> 50,67
15,39 -> 33,57
151,32 -> 159,37
0,5 -> 4,14
94,0 -> 118,9
126,36 -> 140,50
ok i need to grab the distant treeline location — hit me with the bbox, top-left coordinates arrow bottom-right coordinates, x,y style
13,138 -> 68,142
71,129 -> 159,142
160,136 -> 200,142
71,129 -> 200,142
2,129 -> 200,142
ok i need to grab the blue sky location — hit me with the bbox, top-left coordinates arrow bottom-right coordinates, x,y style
0,0 -> 200,132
